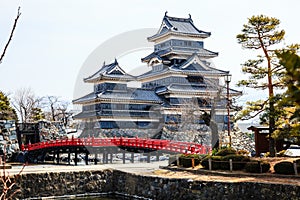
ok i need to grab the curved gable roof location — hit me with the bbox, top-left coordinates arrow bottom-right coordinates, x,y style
148,13 -> 211,42
84,59 -> 135,83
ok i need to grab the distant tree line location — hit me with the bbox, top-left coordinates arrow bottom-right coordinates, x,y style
0,88 -> 73,126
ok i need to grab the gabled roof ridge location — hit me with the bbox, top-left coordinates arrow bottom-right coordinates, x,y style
164,13 -> 192,23
84,59 -> 136,82
178,54 -> 229,73
148,13 -> 211,42
164,13 -> 211,36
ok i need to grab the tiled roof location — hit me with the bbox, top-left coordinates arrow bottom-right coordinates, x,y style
141,49 -> 172,62
139,54 -> 228,80
84,59 -> 135,82
141,47 -> 217,63
148,13 -> 211,41
156,83 -> 217,94
73,88 -> 163,105
171,54 -> 228,75
170,63 -> 227,75
98,88 -> 162,102
221,87 -> 243,97
137,67 -> 170,80
171,46 -> 218,57
73,111 -> 97,119
72,92 -> 97,104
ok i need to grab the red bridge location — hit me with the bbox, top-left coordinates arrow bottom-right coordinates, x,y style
23,137 -> 211,165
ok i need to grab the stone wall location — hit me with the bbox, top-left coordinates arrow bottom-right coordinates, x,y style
113,170 -> 300,200
6,169 -> 300,199
14,170 -> 114,199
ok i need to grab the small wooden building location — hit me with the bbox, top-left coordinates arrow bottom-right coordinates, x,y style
247,126 -> 283,157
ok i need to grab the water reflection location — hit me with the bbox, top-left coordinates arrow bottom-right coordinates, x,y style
75,197 -> 116,200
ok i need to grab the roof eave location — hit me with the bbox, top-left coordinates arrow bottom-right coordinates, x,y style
148,31 -> 210,42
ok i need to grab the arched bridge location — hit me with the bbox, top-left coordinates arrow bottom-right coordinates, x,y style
22,137 -> 211,165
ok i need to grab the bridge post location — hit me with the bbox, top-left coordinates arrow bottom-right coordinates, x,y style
56,151 -> 60,165
102,152 -> 106,164
105,152 -> 109,164
147,152 -> 151,163
85,152 -> 89,165
94,153 -> 98,165
52,152 -> 55,164
109,152 -> 113,163
156,151 -> 159,161
131,152 -> 134,163
122,149 -> 126,164
68,151 -> 71,165
74,149 -> 78,166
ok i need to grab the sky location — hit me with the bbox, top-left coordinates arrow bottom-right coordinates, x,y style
0,0 -> 299,108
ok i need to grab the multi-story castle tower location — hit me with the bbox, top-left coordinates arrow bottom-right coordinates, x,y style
73,13 -> 241,145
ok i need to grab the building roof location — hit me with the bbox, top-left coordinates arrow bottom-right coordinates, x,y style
98,88 -> 162,103
73,92 -> 97,104
171,54 -> 228,75
141,47 -> 218,63
84,59 -> 135,83
148,12 -> 211,42
220,87 -> 243,97
155,83 -> 216,95
73,111 -> 97,119
138,54 -> 228,80
73,88 -> 163,105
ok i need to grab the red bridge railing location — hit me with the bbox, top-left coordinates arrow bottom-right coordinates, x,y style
22,137 -> 211,154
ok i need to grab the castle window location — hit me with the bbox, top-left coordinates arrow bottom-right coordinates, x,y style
187,76 -> 204,83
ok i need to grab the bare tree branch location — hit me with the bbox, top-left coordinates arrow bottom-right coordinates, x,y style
0,6 -> 21,64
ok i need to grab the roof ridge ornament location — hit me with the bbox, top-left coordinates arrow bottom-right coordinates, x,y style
114,58 -> 118,64
165,11 -> 168,17
188,14 -> 193,22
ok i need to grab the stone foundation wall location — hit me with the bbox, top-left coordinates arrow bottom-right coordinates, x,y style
6,169 -> 300,199
14,170 -> 114,199
113,170 -> 300,200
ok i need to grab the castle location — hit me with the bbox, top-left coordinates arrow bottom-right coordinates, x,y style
73,13 -> 241,146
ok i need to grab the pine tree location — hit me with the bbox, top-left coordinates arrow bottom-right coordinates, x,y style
236,15 -> 285,156
0,91 -> 17,120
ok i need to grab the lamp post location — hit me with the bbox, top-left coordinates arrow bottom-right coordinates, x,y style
224,74 -> 232,147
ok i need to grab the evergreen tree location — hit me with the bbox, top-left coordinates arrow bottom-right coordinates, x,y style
31,107 -> 45,121
236,15 -> 285,156
275,48 -> 300,144
0,91 -> 17,120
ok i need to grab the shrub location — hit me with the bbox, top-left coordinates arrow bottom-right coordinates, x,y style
245,161 -> 270,173
221,154 -> 250,170
237,149 -> 250,156
211,148 -> 218,156
274,161 -> 295,175
277,150 -> 286,157
179,154 -> 201,168
263,152 -> 271,157
215,147 -> 237,156
201,156 -> 223,170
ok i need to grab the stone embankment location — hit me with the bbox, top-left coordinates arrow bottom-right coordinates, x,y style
8,168 -> 300,199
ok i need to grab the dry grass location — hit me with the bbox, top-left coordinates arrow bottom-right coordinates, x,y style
152,157 -> 300,186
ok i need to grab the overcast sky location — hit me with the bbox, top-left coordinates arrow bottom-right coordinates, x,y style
0,0 -> 299,106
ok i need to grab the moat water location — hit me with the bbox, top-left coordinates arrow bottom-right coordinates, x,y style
75,197 -> 116,200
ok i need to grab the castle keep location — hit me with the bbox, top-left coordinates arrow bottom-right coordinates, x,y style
73,13 -> 241,145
